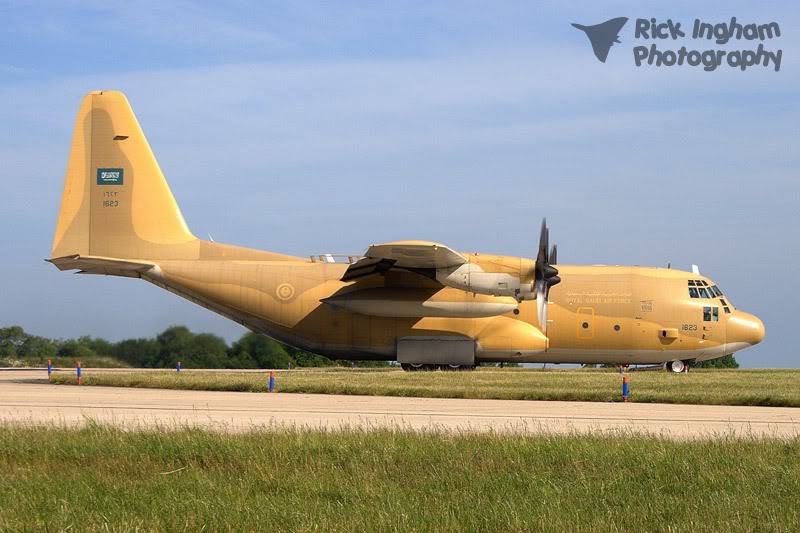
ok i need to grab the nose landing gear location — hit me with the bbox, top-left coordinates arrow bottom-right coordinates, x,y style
665,360 -> 689,373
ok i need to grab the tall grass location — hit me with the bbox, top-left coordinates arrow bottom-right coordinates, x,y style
51,368 -> 800,407
0,425 -> 797,531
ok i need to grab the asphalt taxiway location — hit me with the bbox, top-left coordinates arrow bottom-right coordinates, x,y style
1,369 -> 798,438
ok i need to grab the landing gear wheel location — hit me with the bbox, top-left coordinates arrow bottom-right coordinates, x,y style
401,363 -> 427,372
401,363 -> 475,372
666,360 -> 687,373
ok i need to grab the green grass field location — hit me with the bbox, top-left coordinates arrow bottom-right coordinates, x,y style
0,425 -> 797,531
51,367 -> 800,407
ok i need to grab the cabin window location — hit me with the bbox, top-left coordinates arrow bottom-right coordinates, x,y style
689,287 -> 699,298
613,324 -> 621,331
698,287 -> 710,299
581,322 -> 589,329
712,307 -> 719,321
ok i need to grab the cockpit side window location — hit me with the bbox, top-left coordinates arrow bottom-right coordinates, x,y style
689,287 -> 699,298
712,307 -> 719,321
703,306 -> 712,321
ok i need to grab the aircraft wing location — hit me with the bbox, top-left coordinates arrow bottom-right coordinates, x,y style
341,240 -> 466,282
47,254 -> 156,278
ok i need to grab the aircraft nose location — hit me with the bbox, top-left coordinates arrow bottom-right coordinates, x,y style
727,311 -> 765,346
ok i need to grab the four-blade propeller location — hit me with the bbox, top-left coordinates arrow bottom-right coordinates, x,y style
533,218 -> 560,335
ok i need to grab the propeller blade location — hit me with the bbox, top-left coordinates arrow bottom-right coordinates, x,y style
550,244 -> 557,265
536,280 -> 548,334
537,218 -> 548,264
545,228 -> 550,263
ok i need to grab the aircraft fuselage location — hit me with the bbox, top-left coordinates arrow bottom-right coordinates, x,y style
139,244 -> 763,366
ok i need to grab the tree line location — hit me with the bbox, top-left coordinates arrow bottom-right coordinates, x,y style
1,324 -> 739,369
0,325 -> 388,369
582,355 -> 739,369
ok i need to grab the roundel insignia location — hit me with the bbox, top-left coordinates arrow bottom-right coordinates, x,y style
276,283 -> 295,301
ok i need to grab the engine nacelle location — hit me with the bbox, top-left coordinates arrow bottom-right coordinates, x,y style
436,263 -> 534,300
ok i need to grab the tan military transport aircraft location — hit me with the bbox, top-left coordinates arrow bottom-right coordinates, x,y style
49,91 -> 765,372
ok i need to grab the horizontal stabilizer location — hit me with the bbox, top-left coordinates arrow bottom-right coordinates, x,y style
47,254 -> 155,278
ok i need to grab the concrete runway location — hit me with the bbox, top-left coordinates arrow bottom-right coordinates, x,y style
1,369 -> 799,438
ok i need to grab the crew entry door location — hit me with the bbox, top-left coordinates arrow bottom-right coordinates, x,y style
702,306 -> 720,342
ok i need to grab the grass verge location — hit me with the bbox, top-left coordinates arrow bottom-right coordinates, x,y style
1,425 -> 798,531
51,368 -> 800,407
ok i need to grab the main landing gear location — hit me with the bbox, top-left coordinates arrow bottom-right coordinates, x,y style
665,360 -> 689,373
400,363 -> 476,372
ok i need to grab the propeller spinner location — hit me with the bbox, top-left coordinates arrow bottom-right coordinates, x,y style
534,218 -> 560,335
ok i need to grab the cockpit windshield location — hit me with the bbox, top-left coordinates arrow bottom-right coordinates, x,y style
687,279 -> 733,312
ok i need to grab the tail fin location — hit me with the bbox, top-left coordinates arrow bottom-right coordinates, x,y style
51,90 -> 196,261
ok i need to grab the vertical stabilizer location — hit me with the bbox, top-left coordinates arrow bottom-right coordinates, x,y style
51,91 -> 197,260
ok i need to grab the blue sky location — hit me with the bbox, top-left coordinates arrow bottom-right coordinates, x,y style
1,1 -> 797,366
